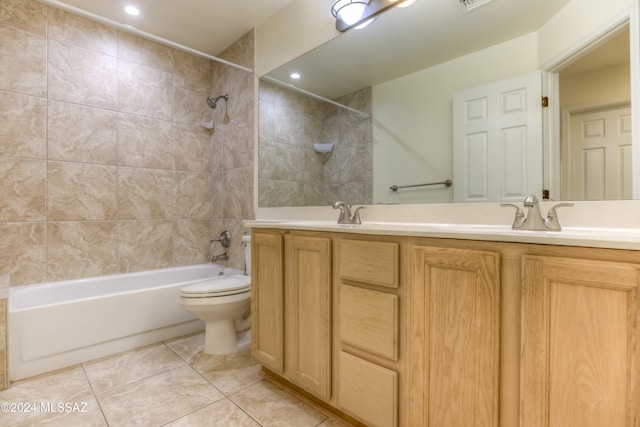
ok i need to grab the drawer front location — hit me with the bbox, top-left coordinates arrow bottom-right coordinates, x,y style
339,239 -> 399,288
339,284 -> 398,360
338,351 -> 398,427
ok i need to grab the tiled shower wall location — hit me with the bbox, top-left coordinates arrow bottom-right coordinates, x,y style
0,0 -> 254,286
258,80 -> 372,207
210,32 -> 255,267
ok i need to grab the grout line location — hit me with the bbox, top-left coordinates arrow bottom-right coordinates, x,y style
79,364 -> 111,426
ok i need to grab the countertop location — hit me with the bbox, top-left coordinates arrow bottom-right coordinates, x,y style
244,220 -> 640,250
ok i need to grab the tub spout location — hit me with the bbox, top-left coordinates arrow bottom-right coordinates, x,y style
212,252 -> 229,262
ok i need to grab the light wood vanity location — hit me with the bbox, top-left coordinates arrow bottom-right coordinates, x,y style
249,225 -> 640,427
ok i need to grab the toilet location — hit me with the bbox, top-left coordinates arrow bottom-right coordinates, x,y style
180,235 -> 252,355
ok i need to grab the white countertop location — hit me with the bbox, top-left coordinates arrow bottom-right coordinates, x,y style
245,219 -> 640,250
248,200 -> 640,250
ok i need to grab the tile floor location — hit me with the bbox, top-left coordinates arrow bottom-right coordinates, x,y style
0,332 -> 346,426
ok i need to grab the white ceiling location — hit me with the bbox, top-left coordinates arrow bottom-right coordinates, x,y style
48,0 -> 296,56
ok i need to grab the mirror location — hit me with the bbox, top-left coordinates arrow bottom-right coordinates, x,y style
258,0 -> 632,207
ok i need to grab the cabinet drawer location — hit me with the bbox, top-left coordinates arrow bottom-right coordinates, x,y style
338,351 -> 398,427
339,284 -> 398,360
338,239 -> 399,288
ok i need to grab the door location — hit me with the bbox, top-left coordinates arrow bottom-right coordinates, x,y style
285,234 -> 332,400
521,255 -> 640,427
410,245 -> 501,427
453,72 -> 543,202
251,231 -> 284,373
568,105 -> 632,200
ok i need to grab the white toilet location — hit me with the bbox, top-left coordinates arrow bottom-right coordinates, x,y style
180,235 -> 252,355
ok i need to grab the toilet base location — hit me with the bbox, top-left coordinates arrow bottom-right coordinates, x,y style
203,319 -> 250,355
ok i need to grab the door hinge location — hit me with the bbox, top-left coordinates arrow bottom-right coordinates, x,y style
541,96 -> 549,108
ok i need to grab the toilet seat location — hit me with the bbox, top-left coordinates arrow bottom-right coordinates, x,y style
181,275 -> 250,298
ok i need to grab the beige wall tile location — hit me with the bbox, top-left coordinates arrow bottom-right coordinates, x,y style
0,0 -> 47,36
0,157 -> 45,221
118,31 -> 173,72
0,223 -> 45,286
117,221 -> 173,273
173,51 -> 212,125
47,7 -> 117,56
47,221 -> 117,281
223,166 -> 253,219
0,90 -> 46,159
118,113 -> 173,169
0,26 -> 46,97
118,60 -> 173,120
0,298 -> 6,390
47,101 -> 118,164
47,161 -> 117,221
173,124 -> 212,173
48,39 -> 118,109
174,220 -> 211,265
174,172 -> 212,219
1,0 -> 255,283
118,167 -> 173,220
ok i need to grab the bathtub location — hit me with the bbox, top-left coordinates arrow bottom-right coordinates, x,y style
9,264 -> 242,381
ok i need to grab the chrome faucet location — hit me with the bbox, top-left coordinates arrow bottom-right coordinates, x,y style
332,200 -> 366,225
501,195 -> 573,231
211,230 -> 231,262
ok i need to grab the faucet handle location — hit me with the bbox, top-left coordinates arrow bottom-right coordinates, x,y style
350,206 -> 366,225
544,202 -> 574,231
501,203 -> 525,229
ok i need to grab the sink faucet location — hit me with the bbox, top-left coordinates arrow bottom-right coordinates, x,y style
332,201 -> 366,225
501,195 -> 574,231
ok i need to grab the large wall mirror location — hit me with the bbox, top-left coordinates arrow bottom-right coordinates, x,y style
258,0 -> 633,207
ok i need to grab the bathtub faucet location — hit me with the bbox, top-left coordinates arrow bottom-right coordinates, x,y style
212,252 -> 229,262
210,230 -> 231,263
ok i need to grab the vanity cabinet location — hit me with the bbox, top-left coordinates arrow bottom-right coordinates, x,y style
521,255 -> 640,427
409,245 -> 501,427
251,230 -> 332,401
335,237 -> 404,427
251,227 -> 640,427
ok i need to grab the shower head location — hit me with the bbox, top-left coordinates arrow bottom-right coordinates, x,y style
206,94 -> 228,109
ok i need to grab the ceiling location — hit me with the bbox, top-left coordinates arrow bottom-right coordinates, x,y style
267,0 -> 577,99
46,0 -> 296,56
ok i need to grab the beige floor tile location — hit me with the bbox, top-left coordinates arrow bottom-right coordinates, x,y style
230,380 -> 327,427
0,365 -> 94,425
83,343 -> 186,393
168,333 -> 260,395
8,395 -> 107,427
165,398 -> 260,427
165,331 -> 205,361
97,365 -> 223,427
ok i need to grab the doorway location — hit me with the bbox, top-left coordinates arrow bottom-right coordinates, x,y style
555,26 -> 632,200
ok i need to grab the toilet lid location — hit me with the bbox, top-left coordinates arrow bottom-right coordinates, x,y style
181,275 -> 251,297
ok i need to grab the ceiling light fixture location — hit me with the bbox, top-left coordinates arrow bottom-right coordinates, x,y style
124,5 -> 140,16
331,0 -> 370,26
332,0 -> 416,32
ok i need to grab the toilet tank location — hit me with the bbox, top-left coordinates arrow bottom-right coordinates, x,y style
242,234 -> 251,276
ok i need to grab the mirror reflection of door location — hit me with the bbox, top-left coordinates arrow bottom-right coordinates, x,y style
568,105 -> 632,200
559,26 -> 631,201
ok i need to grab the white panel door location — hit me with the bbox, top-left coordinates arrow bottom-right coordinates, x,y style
569,106 -> 632,200
453,72 -> 543,202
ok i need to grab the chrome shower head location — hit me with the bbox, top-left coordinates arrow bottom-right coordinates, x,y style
206,94 -> 228,109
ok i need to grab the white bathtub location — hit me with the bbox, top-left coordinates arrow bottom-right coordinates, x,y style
9,264 -> 242,381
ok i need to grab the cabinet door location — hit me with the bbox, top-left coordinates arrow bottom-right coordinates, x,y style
521,255 -> 640,427
410,246 -> 500,427
285,234 -> 332,400
251,231 -> 284,373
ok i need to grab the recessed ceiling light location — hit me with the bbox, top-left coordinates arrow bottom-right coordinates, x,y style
124,5 -> 140,16
290,72 -> 301,80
